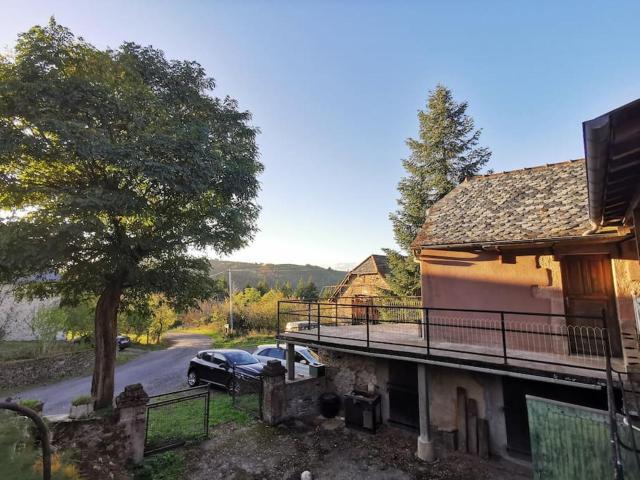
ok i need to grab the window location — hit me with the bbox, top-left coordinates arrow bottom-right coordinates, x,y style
201,352 -> 213,363
212,353 -> 226,365
270,348 -> 285,360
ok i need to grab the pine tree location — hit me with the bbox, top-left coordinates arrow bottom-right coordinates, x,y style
385,85 -> 491,295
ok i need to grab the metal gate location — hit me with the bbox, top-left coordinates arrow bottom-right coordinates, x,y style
526,395 -> 640,479
144,385 -> 210,455
229,365 -> 263,419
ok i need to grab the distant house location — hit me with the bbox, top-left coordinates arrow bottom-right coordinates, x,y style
0,286 -> 58,341
278,98 -> 640,463
329,254 -> 390,301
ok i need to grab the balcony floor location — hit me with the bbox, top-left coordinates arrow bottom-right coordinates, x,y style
278,322 -> 627,384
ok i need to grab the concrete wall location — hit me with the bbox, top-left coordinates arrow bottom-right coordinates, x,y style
285,376 -> 327,418
317,347 -> 508,457
428,365 -> 507,458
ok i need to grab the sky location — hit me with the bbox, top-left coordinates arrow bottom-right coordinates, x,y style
1,1 -> 639,269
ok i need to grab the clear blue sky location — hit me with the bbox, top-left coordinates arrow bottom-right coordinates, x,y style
2,1 -> 639,268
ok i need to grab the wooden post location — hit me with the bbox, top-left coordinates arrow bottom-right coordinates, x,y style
467,398 -> 478,455
456,387 -> 468,452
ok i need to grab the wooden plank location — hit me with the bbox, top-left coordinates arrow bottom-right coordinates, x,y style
478,419 -> 489,459
467,398 -> 478,455
455,387 -> 467,452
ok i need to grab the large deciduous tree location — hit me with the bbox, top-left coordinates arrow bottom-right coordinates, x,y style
384,85 -> 491,295
0,19 -> 263,408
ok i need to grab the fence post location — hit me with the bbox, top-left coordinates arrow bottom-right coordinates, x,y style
602,308 -> 624,480
317,302 -> 321,342
335,302 -> 339,327
500,312 -> 507,364
204,387 -> 210,438
424,308 -> 430,355
277,301 -> 281,336
307,302 -> 311,330
366,305 -> 370,349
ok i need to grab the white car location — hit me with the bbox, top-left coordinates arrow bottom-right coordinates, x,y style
253,344 -> 323,378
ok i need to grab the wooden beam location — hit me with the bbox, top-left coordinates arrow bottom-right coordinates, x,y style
633,208 -> 640,263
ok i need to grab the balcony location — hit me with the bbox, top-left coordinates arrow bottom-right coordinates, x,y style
276,299 -> 629,384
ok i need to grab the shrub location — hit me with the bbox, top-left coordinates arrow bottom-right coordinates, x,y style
71,395 -> 93,407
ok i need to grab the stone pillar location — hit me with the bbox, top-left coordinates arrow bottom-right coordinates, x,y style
416,363 -> 435,462
115,383 -> 149,464
286,342 -> 295,381
261,359 -> 287,425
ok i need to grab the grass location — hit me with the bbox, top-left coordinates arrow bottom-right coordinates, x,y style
145,391 -> 255,450
133,451 -> 186,480
0,341 -> 90,362
176,326 -> 274,348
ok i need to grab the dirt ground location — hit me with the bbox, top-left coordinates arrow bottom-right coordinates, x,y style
183,416 -> 532,480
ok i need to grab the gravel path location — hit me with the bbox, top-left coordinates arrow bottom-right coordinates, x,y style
11,332 -> 211,415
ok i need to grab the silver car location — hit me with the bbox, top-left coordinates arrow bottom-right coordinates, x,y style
252,344 -> 323,378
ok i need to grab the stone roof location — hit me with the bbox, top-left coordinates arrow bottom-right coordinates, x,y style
412,159 -> 592,248
350,255 -> 389,276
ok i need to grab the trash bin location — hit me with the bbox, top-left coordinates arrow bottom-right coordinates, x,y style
343,390 -> 382,433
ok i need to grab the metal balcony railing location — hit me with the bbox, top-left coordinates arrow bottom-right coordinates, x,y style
277,299 -> 616,373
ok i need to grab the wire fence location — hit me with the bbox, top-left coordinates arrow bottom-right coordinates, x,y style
229,364 -> 262,419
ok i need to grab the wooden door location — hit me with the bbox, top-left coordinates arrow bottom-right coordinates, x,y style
560,254 -> 622,357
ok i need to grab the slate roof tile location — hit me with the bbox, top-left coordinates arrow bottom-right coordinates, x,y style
412,159 -> 591,248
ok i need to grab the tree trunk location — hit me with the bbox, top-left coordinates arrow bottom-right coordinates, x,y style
91,284 -> 122,409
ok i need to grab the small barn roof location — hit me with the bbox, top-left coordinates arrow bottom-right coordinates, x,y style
412,159 -> 593,249
350,254 -> 389,277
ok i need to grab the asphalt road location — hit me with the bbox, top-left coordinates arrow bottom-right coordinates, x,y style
13,332 -> 212,415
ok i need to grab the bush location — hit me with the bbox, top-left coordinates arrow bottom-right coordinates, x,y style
71,395 -> 93,407
17,399 -> 43,412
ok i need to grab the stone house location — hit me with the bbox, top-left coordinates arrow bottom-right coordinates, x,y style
277,98 -> 640,462
329,254 -> 391,300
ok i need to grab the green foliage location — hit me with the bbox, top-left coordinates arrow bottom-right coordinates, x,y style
71,395 -> 93,406
386,85 -> 491,295
17,399 -> 43,411
380,249 -> 421,297
294,279 -> 319,301
233,287 -> 262,306
0,18 -> 262,321
32,306 -> 66,354
119,294 -> 178,343
133,451 -> 186,480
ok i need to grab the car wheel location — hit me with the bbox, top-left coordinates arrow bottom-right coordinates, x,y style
187,370 -> 200,387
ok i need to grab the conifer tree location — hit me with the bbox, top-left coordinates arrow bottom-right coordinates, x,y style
385,85 -> 491,295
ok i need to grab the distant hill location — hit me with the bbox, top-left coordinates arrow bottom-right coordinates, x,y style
208,259 -> 347,292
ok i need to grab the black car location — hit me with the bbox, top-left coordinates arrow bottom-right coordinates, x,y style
116,335 -> 131,351
187,349 -> 264,392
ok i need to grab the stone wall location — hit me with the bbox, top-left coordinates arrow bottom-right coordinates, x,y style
0,349 -> 94,391
285,376 -> 327,418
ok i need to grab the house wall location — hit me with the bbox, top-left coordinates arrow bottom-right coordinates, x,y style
611,239 -> 640,369
419,249 -> 564,315
0,286 -> 59,340
419,246 -> 640,366
337,273 -> 389,299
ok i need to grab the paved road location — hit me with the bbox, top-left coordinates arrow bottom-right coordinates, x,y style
13,332 -> 212,415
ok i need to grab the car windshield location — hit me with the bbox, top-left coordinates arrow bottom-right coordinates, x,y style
301,348 -> 320,363
225,351 -> 258,366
